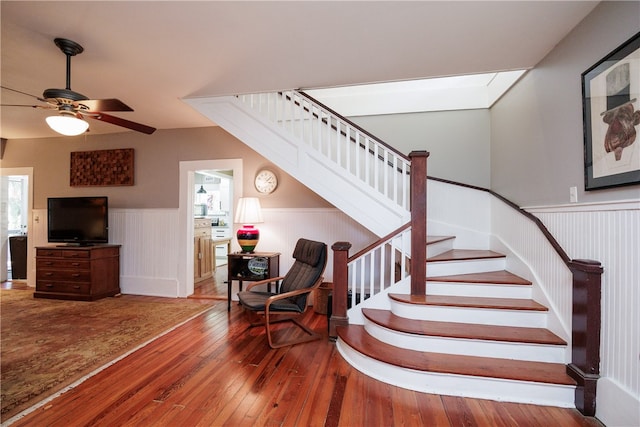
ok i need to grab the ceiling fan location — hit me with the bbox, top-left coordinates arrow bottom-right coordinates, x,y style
1,37 -> 156,135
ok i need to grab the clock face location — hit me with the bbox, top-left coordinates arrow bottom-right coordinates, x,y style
255,169 -> 278,194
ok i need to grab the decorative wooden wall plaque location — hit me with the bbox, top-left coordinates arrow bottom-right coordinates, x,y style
70,148 -> 134,187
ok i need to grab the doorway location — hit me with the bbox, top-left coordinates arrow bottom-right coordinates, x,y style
192,169 -> 233,298
1,168 -> 33,285
177,159 -> 243,298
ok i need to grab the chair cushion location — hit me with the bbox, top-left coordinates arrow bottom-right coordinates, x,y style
237,291 -> 304,313
280,239 -> 327,309
292,238 -> 326,266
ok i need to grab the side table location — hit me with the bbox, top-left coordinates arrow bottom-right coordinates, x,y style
227,251 -> 280,311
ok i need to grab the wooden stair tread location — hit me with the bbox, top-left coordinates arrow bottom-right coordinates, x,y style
388,294 -> 548,311
427,270 -> 532,285
427,249 -> 505,262
363,308 -> 566,345
426,235 -> 455,245
337,325 -> 575,386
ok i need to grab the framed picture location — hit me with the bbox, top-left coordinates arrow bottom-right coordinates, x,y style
582,31 -> 640,190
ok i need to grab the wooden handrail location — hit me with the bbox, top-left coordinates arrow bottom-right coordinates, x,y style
296,90 -> 410,163
347,222 -> 411,262
426,176 -> 571,265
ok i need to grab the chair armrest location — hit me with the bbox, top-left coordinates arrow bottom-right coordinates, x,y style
264,276 -> 324,311
245,276 -> 286,291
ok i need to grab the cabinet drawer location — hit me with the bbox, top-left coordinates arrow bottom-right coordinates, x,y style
37,259 -> 91,270
36,281 -> 91,294
195,228 -> 211,238
36,248 -> 91,258
37,269 -> 91,281
213,229 -> 230,238
37,248 -> 64,257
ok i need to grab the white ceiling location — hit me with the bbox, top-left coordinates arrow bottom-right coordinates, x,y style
0,1 -> 599,140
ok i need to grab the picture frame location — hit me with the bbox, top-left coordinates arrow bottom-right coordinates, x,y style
582,31 -> 640,191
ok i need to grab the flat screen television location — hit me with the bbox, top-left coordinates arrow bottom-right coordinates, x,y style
47,197 -> 109,245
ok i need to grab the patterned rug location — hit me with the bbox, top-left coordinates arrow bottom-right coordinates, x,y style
0,289 -> 215,421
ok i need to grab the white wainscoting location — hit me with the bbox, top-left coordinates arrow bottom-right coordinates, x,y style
526,199 -> 640,427
256,208 -> 378,279
109,209 -> 180,297
30,207 -> 375,299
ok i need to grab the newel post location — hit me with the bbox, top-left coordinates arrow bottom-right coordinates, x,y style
409,150 -> 429,296
566,259 -> 603,417
329,241 -> 351,340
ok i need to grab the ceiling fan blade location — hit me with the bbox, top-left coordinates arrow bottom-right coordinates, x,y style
1,103 -> 57,110
1,85 -> 48,103
87,112 -> 156,135
78,99 -> 133,112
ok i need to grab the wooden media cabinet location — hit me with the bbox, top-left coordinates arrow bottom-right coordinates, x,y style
35,245 -> 121,301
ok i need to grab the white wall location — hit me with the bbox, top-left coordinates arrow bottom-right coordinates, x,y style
490,2 -> 640,207
351,109 -> 491,188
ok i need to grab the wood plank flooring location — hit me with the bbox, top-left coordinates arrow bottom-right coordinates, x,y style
6,295 -> 603,426
362,308 -> 566,345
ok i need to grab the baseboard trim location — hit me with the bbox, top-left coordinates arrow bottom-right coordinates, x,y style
596,377 -> 640,427
120,276 -> 179,298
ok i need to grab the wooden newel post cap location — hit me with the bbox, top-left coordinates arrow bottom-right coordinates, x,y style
332,242 -> 352,252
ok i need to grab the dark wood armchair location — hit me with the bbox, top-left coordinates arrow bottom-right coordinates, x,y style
237,238 -> 327,348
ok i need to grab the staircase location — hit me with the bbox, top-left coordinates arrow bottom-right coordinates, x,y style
185,90 -> 589,410
336,237 -> 576,407
184,91 -> 411,237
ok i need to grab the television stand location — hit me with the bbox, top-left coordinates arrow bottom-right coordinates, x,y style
35,245 -> 121,301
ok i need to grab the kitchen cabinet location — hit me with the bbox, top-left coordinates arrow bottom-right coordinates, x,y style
194,218 -> 213,282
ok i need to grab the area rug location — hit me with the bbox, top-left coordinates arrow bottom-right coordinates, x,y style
0,289 -> 215,421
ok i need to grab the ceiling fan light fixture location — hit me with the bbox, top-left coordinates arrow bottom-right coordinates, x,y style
46,114 -> 89,136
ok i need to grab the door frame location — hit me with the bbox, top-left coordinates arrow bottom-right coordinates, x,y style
1,167 -> 34,285
178,159 -> 243,297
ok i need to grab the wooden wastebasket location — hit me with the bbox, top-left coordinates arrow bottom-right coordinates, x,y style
314,282 -> 333,314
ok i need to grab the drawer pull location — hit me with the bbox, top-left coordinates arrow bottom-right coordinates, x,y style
45,262 -> 54,266
71,262 -> 80,266
71,273 -> 80,277
45,284 -> 53,288
44,272 -> 53,276
73,286 -> 80,289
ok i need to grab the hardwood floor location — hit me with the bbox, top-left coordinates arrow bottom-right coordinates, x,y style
3,270 -> 602,426
191,265 -> 228,299
6,298 -> 603,426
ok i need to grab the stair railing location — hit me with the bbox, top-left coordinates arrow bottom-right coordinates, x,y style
237,91 -> 412,213
427,177 -> 603,417
330,151 -> 429,337
329,223 -> 411,337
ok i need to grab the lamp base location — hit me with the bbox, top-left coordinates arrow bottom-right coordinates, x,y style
237,224 -> 260,253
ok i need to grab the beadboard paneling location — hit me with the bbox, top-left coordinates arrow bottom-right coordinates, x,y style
109,209 -> 179,296
527,201 -> 640,403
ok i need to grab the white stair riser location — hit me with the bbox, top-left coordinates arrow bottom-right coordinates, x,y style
337,340 -> 575,408
364,321 -> 567,363
427,258 -> 505,276
426,281 -> 532,299
390,302 -> 547,328
426,239 -> 454,258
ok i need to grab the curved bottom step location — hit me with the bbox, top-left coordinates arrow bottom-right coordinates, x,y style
336,325 -> 576,408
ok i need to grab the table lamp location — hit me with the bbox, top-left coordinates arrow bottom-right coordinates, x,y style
234,197 -> 264,253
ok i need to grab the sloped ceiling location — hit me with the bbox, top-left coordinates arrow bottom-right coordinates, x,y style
0,1 -> 599,139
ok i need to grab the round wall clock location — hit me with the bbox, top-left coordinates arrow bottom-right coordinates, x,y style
255,169 -> 278,194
